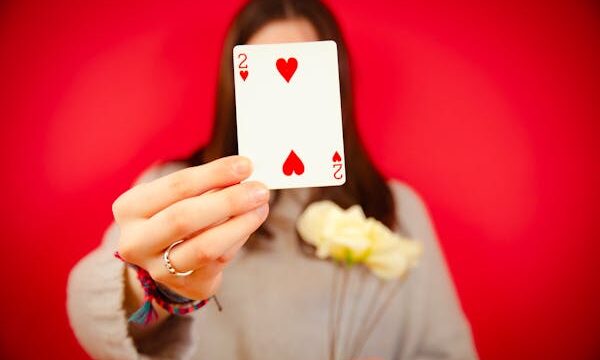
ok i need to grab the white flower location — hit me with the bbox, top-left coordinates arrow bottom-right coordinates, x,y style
364,218 -> 422,279
296,201 -> 423,279
296,201 -> 368,260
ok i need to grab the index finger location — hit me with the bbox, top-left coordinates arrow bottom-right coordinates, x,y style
113,156 -> 253,220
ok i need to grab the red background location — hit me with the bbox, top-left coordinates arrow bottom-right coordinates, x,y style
1,1 -> 599,359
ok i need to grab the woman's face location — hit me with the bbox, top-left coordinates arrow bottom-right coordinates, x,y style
247,18 -> 319,45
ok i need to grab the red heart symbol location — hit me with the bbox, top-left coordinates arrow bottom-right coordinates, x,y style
240,70 -> 248,81
276,57 -> 298,83
332,151 -> 342,162
282,150 -> 304,176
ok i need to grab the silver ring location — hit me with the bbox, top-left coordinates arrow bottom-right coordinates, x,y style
163,240 -> 194,277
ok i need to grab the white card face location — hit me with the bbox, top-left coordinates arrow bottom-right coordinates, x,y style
233,40 -> 346,190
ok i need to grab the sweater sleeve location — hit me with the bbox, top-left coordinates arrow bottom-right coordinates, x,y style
67,162 -> 195,360
388,180 -> 479,360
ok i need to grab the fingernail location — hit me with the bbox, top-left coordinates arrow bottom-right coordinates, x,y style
253,204 -> 269,217
251,186 -> 269,203
233,158 -> 251,175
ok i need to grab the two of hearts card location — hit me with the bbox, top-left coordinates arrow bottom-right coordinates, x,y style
233,40 -> 346,190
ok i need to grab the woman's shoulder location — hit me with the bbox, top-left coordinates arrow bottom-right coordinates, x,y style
386,179 -> 436,240
387,179 -> 430,214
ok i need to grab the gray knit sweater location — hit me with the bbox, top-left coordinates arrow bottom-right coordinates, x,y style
67,161 -> 478,360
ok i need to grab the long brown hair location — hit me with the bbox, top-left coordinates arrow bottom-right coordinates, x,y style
180,0 -> 398,251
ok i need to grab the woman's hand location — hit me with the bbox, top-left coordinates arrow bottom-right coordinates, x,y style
113,155 -> 269,301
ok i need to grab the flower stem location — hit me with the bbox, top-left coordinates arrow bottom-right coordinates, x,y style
340,265 -> 368,360
333,262 -> 351,360
350,277 -> 405,359
347,276 -> 384,358
329,261 -> 341,360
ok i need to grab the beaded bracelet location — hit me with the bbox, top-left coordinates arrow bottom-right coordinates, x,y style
114,252 -> 222,325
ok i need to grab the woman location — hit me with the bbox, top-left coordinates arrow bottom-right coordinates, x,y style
67,0 -> 478,359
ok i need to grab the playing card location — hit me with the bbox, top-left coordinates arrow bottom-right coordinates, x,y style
233,40 -> 346,189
